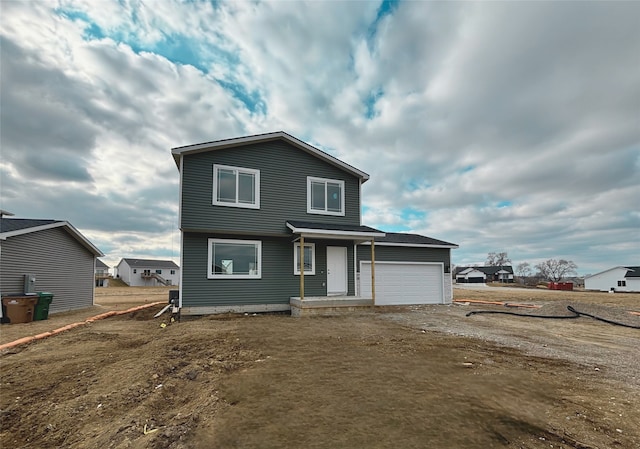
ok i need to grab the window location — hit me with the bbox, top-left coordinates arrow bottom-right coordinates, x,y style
133,269 -> 137,274
307,177 -> 345,216
213,164 -> 260,209
156,269 -> 162,274
618,280 -> 626,287
170,270 -> 176,275
208,238 -> 261,279
294,243 -> 316,275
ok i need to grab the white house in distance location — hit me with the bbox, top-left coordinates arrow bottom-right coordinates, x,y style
455,267 -> 486,283
585,266 -> 640,292
95,259 -> 110,287
115,258 -> 180,287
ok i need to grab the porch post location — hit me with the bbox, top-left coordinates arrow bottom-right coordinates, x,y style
299,235 -> 305,300
370,238 -> 376,304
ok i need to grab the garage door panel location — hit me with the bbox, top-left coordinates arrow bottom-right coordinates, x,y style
360,262 -> 443,305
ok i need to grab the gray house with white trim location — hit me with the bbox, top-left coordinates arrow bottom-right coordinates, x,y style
172,131 -> 457,315
0,218 -> 104,315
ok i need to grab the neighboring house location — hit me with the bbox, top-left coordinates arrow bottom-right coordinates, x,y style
454,267 -> 486,283
0,218 -> 103,315
585,266 -> 640,292
115,258 -> 180,286
171,131 -> 458,315
455,265 -> 514,283
95,259 -> 110,287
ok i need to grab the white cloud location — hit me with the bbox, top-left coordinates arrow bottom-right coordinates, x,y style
1,0 -> 638,274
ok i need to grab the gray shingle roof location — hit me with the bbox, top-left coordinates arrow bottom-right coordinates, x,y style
0,218 -> 59,233
624,267 -> 640,278
376,232 -> 458,247
121,258 -> 179,269
286,220 -> 384,234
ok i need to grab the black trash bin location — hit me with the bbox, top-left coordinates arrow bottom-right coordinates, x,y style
34,292 -> 54,321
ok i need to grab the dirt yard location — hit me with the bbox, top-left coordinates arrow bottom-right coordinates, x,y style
1,286 -> 639,448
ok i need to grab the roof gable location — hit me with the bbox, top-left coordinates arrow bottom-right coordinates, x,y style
0,218 -> 103,256
171,131 -> 369,182
585,266 -> 638,279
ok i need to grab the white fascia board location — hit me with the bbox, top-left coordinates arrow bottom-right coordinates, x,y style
584,266 -> 629,279
286,223 -> 385,239
171,131 -> 370,181
1,221 -> 104,256
359,241 -> 458,249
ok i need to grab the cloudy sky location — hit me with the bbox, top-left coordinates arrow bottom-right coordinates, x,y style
1,0 -> 639,275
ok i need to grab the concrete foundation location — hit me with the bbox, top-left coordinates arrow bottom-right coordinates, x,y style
290,296 -> 373,317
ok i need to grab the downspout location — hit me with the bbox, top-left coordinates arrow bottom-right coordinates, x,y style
178,154 -> 184,308
299,235 -> 305,300
370,238 -> 376,304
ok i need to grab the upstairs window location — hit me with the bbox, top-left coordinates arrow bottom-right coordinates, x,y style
213,164 -> 260,209
307,177 -> 345,216
618,280 -> 626,287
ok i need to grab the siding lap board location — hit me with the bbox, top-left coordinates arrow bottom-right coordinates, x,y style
357,246 -> 451,270
182,233 -> 354,308
1,227 -> 95,313
181,141 -> 362,234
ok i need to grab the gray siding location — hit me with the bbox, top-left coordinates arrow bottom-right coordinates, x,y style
0,227 -> 95,313
357,245 -> 451,272
180,140 -> 362,235
182,232 -> 355,308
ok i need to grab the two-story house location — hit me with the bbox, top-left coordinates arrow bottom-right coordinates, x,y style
115,258 -> 180,286
172,132 -> 457,315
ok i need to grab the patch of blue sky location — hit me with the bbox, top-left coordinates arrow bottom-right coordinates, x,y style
367,0 -> 400,44
400,207 -> 426,221
405,178 -> 431,192
217,80 -> 267,115
53,6 -> 230,74
460,165 -> 475,174
364,88 -> 384,119
381,224 -> 412,233
496,200 -> 512,208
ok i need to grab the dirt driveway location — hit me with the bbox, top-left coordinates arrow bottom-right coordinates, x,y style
1,286 -> 639,448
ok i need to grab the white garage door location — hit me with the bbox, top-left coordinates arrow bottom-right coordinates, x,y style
360,262 -> 444,305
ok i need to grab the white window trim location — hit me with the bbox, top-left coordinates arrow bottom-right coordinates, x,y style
213,164 -> 260,209
307,176 -> 345,216
207,238 -> 262,279
294,242 -> 316,275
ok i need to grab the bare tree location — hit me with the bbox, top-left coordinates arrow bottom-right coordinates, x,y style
486,252 -> 512,267
516,262 -> 532,283
535,259 -> 577,282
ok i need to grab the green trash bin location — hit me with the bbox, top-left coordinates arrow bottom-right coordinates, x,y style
34,292 -> 54,321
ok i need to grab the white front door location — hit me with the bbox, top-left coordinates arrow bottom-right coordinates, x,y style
327,246 -> 347,295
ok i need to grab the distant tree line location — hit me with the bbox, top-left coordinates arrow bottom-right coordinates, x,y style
484,252 -> 578,284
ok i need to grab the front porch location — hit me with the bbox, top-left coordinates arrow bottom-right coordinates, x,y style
290,295 -> 374,317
